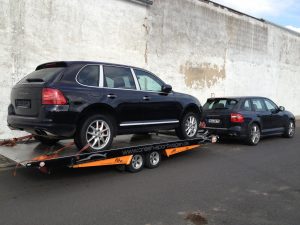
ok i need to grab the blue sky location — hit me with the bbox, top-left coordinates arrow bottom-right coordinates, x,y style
213,0 -> 300,33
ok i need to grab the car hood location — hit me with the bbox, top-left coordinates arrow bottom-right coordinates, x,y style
173,91 -> 201,106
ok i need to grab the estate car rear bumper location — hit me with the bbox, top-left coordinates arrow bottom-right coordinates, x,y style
205,125 -> 247,138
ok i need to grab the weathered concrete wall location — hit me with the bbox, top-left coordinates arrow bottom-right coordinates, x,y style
0,0 -> 300,138
145,0 -> 300,115
0,0 -> 148,138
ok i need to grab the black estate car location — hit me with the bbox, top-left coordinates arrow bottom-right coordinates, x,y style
7,61 -> 202,151
201,97 -> 295,145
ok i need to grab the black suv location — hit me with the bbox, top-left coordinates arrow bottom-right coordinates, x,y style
8,61 -> 202,151
201,97 -> 295,145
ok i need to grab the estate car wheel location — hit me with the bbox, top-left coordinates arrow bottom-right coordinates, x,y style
176,112 -> 199,140
126,154 -> 144,173
246,123 -> 261,145
75,114 -> 114,152
34,135 -> 60,145
283,120 -> 295,138
145,151 -> 161,169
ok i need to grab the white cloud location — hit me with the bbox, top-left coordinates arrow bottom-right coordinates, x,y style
212,0 -> 295,18
285,25 -> 300,33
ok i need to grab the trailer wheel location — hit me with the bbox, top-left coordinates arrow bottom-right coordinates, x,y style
145,151 -> 161,169
126,154 -> 144,173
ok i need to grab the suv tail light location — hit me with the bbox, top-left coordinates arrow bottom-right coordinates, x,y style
199,121 -> 206,128
231,113 -> 244,123
42,88 -> 67,105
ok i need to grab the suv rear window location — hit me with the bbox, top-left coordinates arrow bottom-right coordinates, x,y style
77,65 -> 99,87
19,67 -> 65,83
203,98 -> 238,110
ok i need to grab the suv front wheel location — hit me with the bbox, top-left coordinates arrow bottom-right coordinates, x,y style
176,112 -> 199,139
75,114 -> 115,152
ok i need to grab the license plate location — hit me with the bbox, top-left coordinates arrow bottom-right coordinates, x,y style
208,119 -> 220,124
16,99 -> 31,108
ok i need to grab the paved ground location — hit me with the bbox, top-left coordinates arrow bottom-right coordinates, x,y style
0,128 -> 299,225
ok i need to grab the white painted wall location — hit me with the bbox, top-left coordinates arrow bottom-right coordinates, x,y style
0,0 -> 299,138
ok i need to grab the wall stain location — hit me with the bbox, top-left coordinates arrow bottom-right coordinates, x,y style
143,17 -> 149,64
180,62 -> 226,88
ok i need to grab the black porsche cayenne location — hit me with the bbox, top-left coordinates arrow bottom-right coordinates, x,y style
7,61 -> 202,151
201,97 -> 296,145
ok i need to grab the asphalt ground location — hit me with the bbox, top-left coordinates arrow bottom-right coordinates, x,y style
0,126 -> 299,225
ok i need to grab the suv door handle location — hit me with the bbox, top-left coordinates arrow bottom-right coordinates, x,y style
143,96 -> 151,101
107,94 -> 117,99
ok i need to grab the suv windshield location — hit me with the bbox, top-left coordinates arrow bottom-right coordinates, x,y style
203,98 -> 238,110
19,67 -> 65,83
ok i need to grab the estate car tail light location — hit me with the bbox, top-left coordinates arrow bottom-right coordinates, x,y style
42,88 -> 67,105
231,113 -> 244,123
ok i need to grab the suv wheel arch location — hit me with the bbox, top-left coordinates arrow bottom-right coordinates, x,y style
181,104 -> 201,120
77,104 -> 118,133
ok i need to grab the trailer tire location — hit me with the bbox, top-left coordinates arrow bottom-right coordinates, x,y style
145,151 -> 161,169
126,154 -> 144,173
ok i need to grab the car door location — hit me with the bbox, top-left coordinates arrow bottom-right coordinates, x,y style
263,98 -> 285,133
101,65 -> 142,124
251,98 -> 271,135
133,68 -> 180,122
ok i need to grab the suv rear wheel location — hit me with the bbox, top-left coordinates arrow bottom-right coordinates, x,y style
176,112 -> 199,139
246,123 -> 260,145
75,114 -> 114,152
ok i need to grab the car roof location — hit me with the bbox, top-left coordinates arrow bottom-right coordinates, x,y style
36,61 -> 145,71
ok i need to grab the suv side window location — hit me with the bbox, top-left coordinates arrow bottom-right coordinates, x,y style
134,69 -> 163,92
264,99 -> 278,112
77,65 -> 99,87
251,99 -> 267,112
103,66 -> 136,90
241,99 -> 252,111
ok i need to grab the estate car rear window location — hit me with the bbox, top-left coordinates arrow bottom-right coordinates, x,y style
203,99 -> 238,110
77,65 -> 99,87
19,67 -> 65,83
103,66 -> 136,90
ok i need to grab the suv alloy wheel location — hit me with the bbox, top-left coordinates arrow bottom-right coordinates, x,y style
176,112 -> 199,139
75,114 -> 115,151
246,123 -> 261,145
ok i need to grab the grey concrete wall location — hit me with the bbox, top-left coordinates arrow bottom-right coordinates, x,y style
0,0 -> 299,138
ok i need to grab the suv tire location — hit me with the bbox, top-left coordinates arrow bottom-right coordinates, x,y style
176,112 -> 199,139
283,120 -> 295,138
75,114 -> 115,152
245,123 -> 260,145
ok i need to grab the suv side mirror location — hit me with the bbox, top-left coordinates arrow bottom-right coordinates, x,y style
162,84 -> 172,93
278,106 -> 285,111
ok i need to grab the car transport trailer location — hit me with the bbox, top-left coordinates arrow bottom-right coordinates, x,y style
0,132 -> 217,174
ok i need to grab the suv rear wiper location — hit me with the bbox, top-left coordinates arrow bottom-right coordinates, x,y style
26,78 -> 44,82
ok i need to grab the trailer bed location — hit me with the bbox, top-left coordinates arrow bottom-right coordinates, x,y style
0,132 -> 216,172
